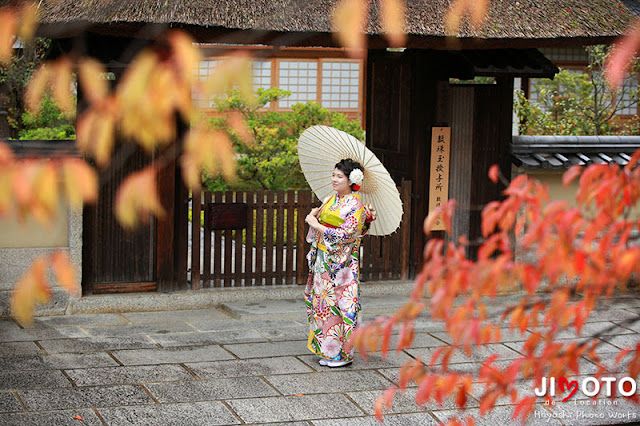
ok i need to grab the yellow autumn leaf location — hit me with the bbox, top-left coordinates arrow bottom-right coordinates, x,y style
62,158 -> 98,209
50,251 -> 80,297
0,9 -> 16,64
180,154 -> 202,190
118,50 -> 156,106
380,0 -> 406,48
25,65 -> 50,115
115,167 -> 165,228
168,30 -> 201,86
445,0 -> 488,35
33,161 -> 59,225
52,58 -> 74,118
226,111 -> 253,144
332,0 -> 368,58
469,0 -> 489,30
10,258 -> 51,325
446,0 -> 470,36
204,53 -> 253,101
93,112 -> 115,165
17,2 -> 39,43
12,160 -> 38,207
78,58 -> 109,104
0,141 -> 14,164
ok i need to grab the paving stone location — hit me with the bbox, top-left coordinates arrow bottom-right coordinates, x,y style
584,309 -> 639,323
38,336 -> 157,353
246,423 -> 309,426
0,341 -> 43,357
619,320 -> 640,333
111,344 -> 235,365
583,350 -> 640,374
255,325 -> 309,341
82,322 -> 197,337
598,333 -> 640,350
547,322 -> 637,339
504,339 -> 622,357
221,299 -> 306,319
601,298 -> 640,309
312,412 -> 440,425
18,384 -> 153,410
411,318 -> 448,333
0,408 -> 103,425
0,353 -> 118,370
447,358 -> 601,378
432,405 -> 563,425
299,352 -> 414,370
121,308 -> 232,324
189,318 -> 301,332
377,368 -> 417,388
0,326 -> 87,342
265,370 -> 393,395
406,343 -> 521,364
97,401 -> 240,425
150,329 -> 266,347
469,380 -> 548,406
0,392 -> 22,413
228,394 -> 362,423
388,332 -> 447,349
27,314 -> 129,327
360,294 -> 413,314
224,340 -> 309,358
65,365 -> 194,386
429,329 -> 531,345
187,356 -> 313,379
347,388 -> 479,415
377,361 -> 536,386
0,320 -> 20,332
146,377 -> 279,402
0,370 -> 71,390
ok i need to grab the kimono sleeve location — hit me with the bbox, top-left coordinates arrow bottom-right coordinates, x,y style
321,196 -> 364,253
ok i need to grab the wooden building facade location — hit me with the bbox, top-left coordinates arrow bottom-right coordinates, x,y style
27,0 -> 634,293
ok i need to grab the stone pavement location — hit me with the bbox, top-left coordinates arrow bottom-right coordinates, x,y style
1,292 -> 639,425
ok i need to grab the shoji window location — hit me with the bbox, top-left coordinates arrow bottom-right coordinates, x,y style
277,60 -> 318,108
320,61 -> 360,109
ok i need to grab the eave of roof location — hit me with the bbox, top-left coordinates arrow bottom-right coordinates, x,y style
26,0 -> 634,47
511,135 -> 640,169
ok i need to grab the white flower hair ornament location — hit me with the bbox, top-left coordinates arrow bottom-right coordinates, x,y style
349,168 -> 364,191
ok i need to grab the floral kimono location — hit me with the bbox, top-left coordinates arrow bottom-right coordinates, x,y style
305,192 -> 371,362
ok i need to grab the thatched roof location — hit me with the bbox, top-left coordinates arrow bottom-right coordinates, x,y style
24,0 -> 637,48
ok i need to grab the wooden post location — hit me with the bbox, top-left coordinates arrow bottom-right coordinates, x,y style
191,189 -> 201,290
244,191 -> 255,286
296,190 -> 311,284
255,191 -> 265,286
401,180 -> 412,280
275,191 -> 285,284
203,191 -> 212,288
285,190 -> 296,284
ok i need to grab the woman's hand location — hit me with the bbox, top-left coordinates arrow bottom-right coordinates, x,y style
310,207 -> 321,218
305,212 -> 319,228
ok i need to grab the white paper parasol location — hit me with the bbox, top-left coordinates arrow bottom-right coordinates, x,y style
298,125 -> 403,236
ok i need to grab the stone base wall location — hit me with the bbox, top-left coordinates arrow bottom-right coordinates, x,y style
0,209 -> 82,318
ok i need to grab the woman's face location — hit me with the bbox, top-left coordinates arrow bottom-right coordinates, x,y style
332,168 -> 351,195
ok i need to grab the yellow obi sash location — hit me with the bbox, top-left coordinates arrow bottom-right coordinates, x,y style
318,196 -> 345,228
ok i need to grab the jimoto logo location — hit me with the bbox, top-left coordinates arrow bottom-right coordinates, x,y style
534,377 -> 637,402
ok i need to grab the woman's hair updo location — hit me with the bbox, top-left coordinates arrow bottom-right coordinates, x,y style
335,158 -> 364,190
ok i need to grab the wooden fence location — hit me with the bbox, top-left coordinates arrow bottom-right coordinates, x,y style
188,181 -> 412,288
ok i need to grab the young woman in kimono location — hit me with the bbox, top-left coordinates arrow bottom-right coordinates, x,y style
304,158 -> 375,367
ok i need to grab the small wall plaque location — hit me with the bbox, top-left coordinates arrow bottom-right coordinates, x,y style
209,203 -> 248,230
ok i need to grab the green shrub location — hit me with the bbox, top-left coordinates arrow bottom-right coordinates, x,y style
203,88 -> 365,191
